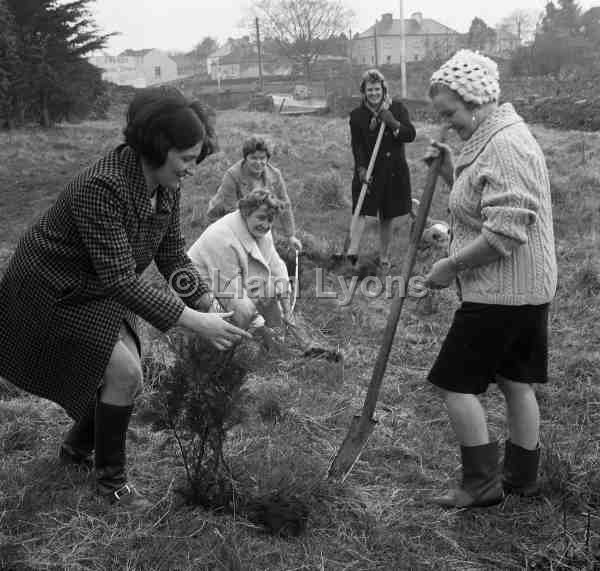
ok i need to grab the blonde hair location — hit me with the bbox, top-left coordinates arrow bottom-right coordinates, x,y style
238,189 -> 284,218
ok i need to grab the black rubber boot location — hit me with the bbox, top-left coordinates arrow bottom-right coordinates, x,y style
433,442 -> 504,508
60,399 -> 95,468
94,402 -> 149,509
503,440 -> 540,497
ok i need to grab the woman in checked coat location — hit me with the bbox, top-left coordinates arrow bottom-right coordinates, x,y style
0,87 -> 249,508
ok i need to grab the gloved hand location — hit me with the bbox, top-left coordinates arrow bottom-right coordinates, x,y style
358,166 -> 369,185
378,108 -> 398,129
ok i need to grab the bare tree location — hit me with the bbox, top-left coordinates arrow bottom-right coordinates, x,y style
252,0 -> 352,83
499,9 -> 539,44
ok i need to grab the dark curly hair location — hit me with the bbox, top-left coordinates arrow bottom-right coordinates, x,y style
242,135 -> 272,160
123,86 -> 217,167
359,68 -> 388,99
238,189 -> 284,219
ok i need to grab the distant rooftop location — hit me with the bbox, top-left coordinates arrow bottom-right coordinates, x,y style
357,12 -> 459,38
119,49 -> 154,57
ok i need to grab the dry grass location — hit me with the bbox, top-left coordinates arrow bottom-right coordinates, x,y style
0,110 -> 599,570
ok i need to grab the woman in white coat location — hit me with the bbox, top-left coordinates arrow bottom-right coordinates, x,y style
188,189 -> 291,330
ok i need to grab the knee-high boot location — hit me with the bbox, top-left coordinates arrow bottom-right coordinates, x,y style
60,399 -> 96,467
433,442 -> 504,508
94,401 -> 149,508
503,440 -> 540,497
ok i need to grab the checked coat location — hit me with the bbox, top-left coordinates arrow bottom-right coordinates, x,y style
0,144 -> 210,420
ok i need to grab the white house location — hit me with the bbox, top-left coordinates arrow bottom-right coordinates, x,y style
89,49 -> 178,87
352,12 -> 463,65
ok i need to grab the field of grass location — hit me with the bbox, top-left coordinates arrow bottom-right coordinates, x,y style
0,107 -> 599,570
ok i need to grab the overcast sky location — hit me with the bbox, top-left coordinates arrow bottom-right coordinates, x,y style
90,0 -> 600,54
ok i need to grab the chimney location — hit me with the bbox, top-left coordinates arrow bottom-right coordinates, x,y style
411,12 -> 423,26
381,12 -> 393,28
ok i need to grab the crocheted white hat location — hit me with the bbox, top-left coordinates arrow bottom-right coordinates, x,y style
430,50 -> 500,105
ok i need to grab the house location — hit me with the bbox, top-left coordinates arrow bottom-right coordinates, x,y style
206,40 -> 292,81
89,49 -> 178,87
206,44 -> 235,80
170,52 -> 208,78
352,12 -> 463,65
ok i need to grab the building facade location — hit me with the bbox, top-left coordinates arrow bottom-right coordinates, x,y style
352,12 -> 463,65
89,49 -> 178,87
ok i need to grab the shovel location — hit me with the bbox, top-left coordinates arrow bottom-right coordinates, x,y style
333,121 -> 387,261
327,125 -> 449,482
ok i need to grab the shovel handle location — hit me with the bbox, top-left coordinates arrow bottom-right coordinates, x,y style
360,125 -> 449,421
349,121 -> 386,243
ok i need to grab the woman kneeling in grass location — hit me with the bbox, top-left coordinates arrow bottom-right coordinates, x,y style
207,135 -> 302,252
189,189 -> 292,331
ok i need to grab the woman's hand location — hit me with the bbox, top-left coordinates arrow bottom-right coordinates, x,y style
178,307 -> 251,351
288,235 -> 303,251
423,139 -> 454,186
424,257 -> 457,290
378,108 -> 398,130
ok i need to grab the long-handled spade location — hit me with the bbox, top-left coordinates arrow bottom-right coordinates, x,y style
327,125 -> 449,482
335,121 -> 386,259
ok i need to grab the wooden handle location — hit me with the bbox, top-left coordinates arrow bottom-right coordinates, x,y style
360,124 -> 449,421
349,121 -> 386,241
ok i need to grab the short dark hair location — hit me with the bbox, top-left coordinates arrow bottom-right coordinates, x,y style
238,189 -> 284,218
360,68 -> 388,99
242,135 -> 272,160
123,87 -> 216,168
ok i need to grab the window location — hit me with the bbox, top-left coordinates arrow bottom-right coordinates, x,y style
154,66 -> 161,79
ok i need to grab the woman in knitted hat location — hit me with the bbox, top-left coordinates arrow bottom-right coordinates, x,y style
422,50 -> 557,508
346,69 -> 416,271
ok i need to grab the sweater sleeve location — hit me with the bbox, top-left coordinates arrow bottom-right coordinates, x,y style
479,139 -> 540,257
207,171 -> 239,221
71,176 -> 185,332
188,229 -> 246,307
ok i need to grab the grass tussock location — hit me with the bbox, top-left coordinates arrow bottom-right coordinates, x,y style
300,168 -> 350,210
0,111 -> 599,569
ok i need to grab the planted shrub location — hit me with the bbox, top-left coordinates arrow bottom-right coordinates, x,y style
148,333 -> 256,508
145,333 -> 312,537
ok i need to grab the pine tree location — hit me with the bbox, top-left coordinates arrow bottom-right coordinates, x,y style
0,0 -> 20,127
6,0 -> 112,126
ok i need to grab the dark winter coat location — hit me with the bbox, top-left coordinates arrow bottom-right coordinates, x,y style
350,99 -> 416,219
0,144 -> 210,420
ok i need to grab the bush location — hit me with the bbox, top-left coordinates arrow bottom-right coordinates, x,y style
147,333 -> 257,508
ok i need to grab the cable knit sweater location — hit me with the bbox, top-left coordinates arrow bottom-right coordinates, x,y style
449,103 -> 557,305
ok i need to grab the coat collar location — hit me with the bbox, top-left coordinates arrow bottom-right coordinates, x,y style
455,103 -> 523,175
117,144 -> 176,217
226,211 -> 270,268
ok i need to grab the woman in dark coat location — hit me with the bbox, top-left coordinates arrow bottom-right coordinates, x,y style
0,87 -> 249,508
347,69 -> 416,271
